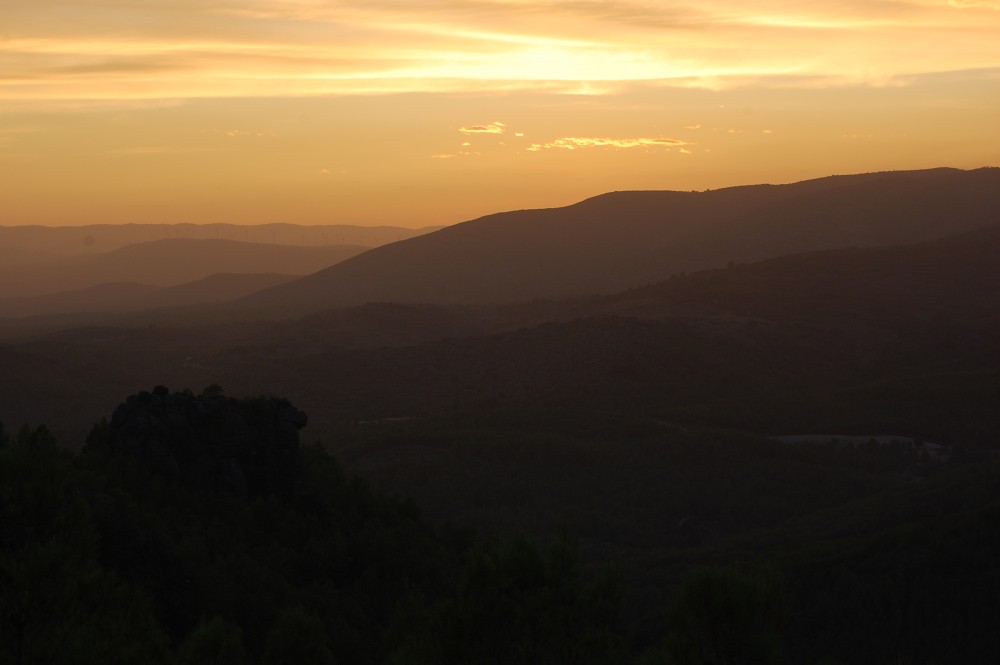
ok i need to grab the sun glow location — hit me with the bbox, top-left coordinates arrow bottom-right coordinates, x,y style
1,0 -> 998,227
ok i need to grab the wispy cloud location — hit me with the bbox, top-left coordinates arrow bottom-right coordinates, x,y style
949,0 -> 1000,8
0,0 -> 1000,103
431,150 -> 481,158
459,121 -> 506,134
2,0 -> 999,102
526,136 -> 690,151
224,129 -> 276,137
105,146 -> 218,156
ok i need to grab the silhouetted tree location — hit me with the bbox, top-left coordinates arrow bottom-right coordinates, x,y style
263,607 -> 336,665
0,425 -> 166,664
177,616 -> 248,665
666,564 -> 787,665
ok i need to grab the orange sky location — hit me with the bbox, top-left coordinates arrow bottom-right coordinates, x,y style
2,0 -> 999,227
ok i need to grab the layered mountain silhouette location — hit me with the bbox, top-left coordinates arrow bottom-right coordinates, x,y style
229,223 -> 1000,443
238,167 -> 1000,313
0,221 -> 439,258
0,273 -> 297,318
0,239 -> 366,299
2,215 -> 999,472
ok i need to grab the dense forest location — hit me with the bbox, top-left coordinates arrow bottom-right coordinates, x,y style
3,386 -> 1000,664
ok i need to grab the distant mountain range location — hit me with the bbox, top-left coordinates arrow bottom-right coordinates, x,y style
4,167 -> 997,319
4,216 -> 999,448
0,273 -> 297,318
238,167 -> 1000,313
0,239 -> 366,300
0,222 -> 439,258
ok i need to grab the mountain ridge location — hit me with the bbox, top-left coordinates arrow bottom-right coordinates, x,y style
238,167 -> 1000,314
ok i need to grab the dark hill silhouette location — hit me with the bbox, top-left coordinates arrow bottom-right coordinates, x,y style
600,223 -> 1000,328
238,167 -> 1000,313
4,222 -> 1000,448
0,273 -> 298,318
0,245 -> 60,266
140,272 -> 298,310
0,239 -> 366,299
219,224 -> 1000,444
0,282 -> 159,318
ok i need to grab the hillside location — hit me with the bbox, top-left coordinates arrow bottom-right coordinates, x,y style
0,239 -> 367,299
4,221 -> 1000,449
238,167 -> 1000,313
0,273 -> 298,318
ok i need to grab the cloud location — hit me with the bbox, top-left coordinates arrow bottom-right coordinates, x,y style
431,150 -> 481,158
2,0 -> 1000,103
105,146 -> 217,156
459,121 -> 506,134
949,0 -> 1000,8
224,129 -> 275,137
526,136 -> 690,151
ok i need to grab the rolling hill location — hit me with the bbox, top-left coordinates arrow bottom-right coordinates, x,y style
238,167 -> 1000,313
0,273 -> 298,318
6,220 -> 999,448
0,239 -> 367,299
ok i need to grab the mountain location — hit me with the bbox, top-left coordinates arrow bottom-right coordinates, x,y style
0,273 -> 298,318
217,224 -> 1000,442
0,222 -> 440,258
139,272 -> 299,310
0,245 -> 61,266
0,282 -> 159,318
238,167 -> 1000,313
0,239 -> 367,299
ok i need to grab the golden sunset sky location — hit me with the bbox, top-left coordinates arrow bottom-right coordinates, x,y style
2,0 -> 999,227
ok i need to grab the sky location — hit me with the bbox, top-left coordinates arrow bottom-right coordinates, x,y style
2,0 -> 999,227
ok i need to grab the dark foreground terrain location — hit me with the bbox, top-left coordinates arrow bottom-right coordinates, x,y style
5,388 -> 999,664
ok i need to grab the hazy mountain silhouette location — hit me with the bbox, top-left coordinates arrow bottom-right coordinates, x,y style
238,167 -> 1000,313
597,223 -> 1000,327
0,245 -> 61,267
0,273 -> 298,318
0,221 -> 441,258
203,224 -> 1000,439
0,239 -> 366,299
140,272 -> 299,309
11,220 -> 1000,444
0,282 -> 159,318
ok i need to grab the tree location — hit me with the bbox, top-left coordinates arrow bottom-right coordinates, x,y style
178,616 -> 248,665
666,564 -> 788,665
262,607 -> 336,665
0,425 -> 166,664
